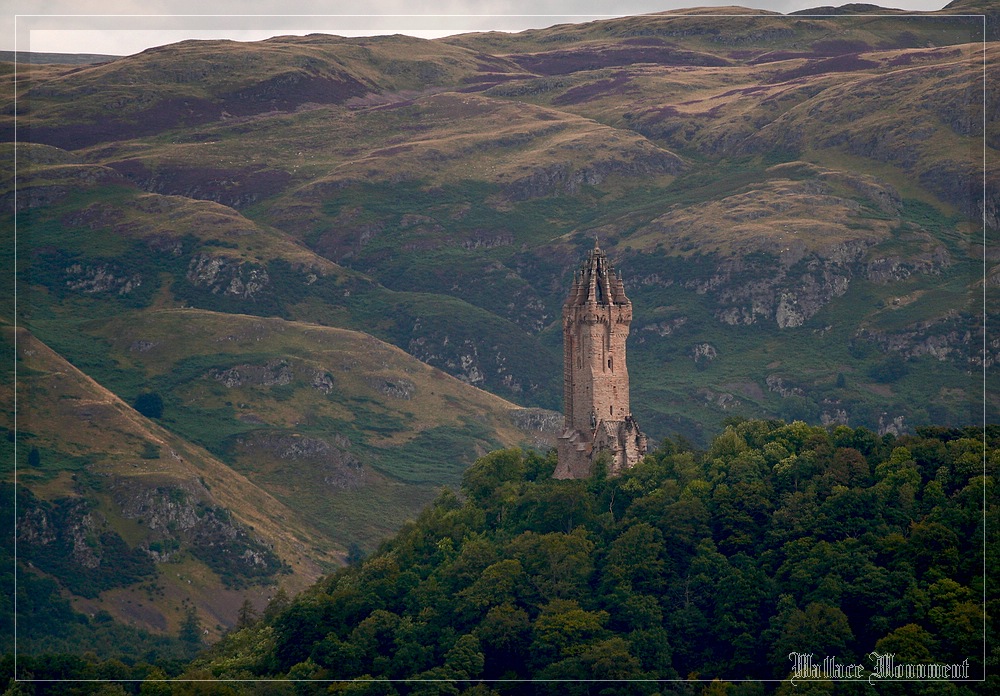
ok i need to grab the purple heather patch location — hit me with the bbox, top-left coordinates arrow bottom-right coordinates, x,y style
552,72 -> 632,106
510,45 -> 729,76
767,54 -> 880,83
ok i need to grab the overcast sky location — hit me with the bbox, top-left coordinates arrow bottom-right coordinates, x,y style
6,0 -> 955,56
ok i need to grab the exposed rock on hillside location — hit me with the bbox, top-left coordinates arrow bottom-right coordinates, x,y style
17,491 -> 157,598
211,359 -> 294,388
628,165 -> 955,328
65,262 -> 142,295
864,246 -> 951,284
767,375 -> 805,398
187,254 -> 272,299
859,313 -> 981,365
509,407 -> 562,434
237,432 -> 366,489
111,478 -> 286,583
366,376 -> 416,399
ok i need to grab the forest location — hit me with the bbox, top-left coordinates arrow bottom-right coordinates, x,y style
4,419 -> 995,694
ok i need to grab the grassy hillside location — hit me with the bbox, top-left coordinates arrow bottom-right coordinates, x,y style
5,311 -> 556,640
4,4 -> 996,650
3,323 -> 333,642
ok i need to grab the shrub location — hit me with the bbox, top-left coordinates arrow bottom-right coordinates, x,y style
133,392 -> 164,419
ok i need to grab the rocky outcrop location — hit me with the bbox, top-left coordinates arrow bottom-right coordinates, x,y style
864,246 -> 951,284
211,359 -> 294,388
462,230 -> 514,250
510,407 -> 563,435
17,491 -> 156,598
858,313 -> 981,366
698,388 -> 741,410
700,244 -> 866,329
186,254 -> 271,299
366,376 -> 416,400
692,342 -> 718,367
18,497 -> 101,569
877,414 -> 907,437
409,335 -> 489,387
638,317 -> 688,340
311,371 -> 335,394
820,406 -> 849,427
237,432 -> 365,489
677,231 -> 948,330
112,478 -> 286,582
65,262 -> 142,296
766,375 -> 804,398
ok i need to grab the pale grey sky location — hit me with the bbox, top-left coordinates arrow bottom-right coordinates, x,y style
5,0 -> 956,56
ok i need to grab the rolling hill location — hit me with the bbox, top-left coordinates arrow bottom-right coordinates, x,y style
4,1 -> 997,649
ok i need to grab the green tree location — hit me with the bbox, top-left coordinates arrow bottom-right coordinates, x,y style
179,605 -> 202,646
602,522 -> 667,594
236,598 -> 258,628
458,559 -> 524,611
264,586 -> 291,621
138,666 -> 172,696
531,599 -> 609,666
476,602 -> 531,661
133,392 -> 164,419
506,529 -> 594,601
771,602 -> 855,667
873,623 -> 937,663
443,634 -> 484,680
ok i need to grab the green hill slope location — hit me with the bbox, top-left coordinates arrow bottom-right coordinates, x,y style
3,323 -> 335,644
4,4 -> 997,653
9,7 -> 988,438
4,314 -> 555,644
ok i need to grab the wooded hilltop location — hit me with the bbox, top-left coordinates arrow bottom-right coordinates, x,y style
7,420 -> 994,693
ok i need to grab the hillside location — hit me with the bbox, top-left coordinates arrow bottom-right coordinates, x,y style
7,6 -> 994,431
2,315 -> 555,645
3,322 -> 332,645
5,3 -> 997,651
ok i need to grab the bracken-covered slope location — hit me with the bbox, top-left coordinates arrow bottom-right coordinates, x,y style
3,310 -> 555,643
3,3 -> 997,647
4,322 -> 335,643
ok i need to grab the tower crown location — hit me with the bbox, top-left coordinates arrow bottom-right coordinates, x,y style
567,243 -> 629,309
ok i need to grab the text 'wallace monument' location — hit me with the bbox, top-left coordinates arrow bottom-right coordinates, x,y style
555,242 -> 647,479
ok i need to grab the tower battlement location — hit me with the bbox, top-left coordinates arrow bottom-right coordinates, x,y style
554,243 -> 647,479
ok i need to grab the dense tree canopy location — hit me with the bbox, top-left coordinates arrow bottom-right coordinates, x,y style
6,421 -> 997,694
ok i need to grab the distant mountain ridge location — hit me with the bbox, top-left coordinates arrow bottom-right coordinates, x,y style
0,50 -> 122,65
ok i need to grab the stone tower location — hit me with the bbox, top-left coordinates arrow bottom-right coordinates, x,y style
554,242 -> 647,479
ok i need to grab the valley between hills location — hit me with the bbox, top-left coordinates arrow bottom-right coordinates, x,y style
2,1 -> 997,657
